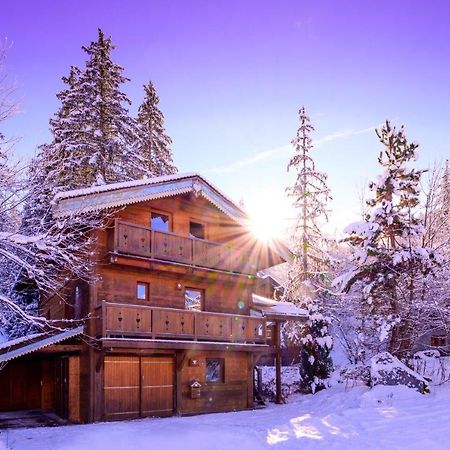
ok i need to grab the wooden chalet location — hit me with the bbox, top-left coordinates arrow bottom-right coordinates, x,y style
0,173 -> 307,424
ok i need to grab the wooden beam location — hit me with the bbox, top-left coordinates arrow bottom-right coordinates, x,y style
175,350 -> 186,415
102,339 -> 269,353
274,320 -> 283,405
36,344 -> 82,353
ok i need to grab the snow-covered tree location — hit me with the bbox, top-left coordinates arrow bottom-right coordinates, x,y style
336,121 -> 438,358
0,45 -> 105,338
283,107 -> 333,392
135,81 -> 177,177
28,29 -> 149,201
423,161 -> 450,251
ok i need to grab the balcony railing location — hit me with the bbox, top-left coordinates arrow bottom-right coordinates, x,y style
111,219 -> 257,274
97,301 -> 267,344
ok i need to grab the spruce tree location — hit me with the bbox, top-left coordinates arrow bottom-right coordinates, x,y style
283,107 -> 333,393
338,121 -> 437,358
29,28 -> 148,200
73,28 -> 145,184
135,81 -> 177,177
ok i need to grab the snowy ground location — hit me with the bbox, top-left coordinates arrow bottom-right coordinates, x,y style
2,383 -> 450,450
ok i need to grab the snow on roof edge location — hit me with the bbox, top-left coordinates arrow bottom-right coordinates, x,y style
53,172 -> 244,214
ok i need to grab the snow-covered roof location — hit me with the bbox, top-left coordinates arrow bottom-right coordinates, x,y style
257,262 -> 290,287
251,294 -> 308,321
53,172 -> 248,223
0,326 -> 83,363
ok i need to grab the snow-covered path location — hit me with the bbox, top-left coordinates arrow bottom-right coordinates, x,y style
2,384 -> 450,450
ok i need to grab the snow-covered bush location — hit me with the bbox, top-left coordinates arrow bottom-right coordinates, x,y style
299,304 -> 333,393
258,366 -> 302,401
338,365 -> 371,388
370,352 -> 429,394
412,350 -> 450,385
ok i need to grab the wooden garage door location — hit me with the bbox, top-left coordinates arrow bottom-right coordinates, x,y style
104,356 -> 174,420
141,356 -> 174,417
104,356 -> 140,419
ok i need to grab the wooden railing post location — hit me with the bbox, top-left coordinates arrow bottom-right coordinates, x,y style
150,230 -> 155,259
114,218 -> 119,252
102,300 -> 106,337
151,307 -> 156,339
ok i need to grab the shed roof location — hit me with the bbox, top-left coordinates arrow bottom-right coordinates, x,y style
0,326 -> 84,363
251,294 -> 308,321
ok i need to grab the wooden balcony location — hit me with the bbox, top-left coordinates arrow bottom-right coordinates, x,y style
97,301 -> 267,344
111,220 -> 257,274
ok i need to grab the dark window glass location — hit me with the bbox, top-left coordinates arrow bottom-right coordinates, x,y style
185,288 -> 203,311
431,335 -> 446,347
189,221 -> 205,239
151,212 -> 170,232
206,358 -> 224,383
136,282 -> 149,301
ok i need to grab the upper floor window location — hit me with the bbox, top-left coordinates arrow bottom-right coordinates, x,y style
136,282 -> 149,301
185,288 -> 203,311
151,211 -> 170,232
189,221 -> 206,239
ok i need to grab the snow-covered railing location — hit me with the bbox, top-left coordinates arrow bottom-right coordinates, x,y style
97,301 -> 267,344
111,219 -> 257,274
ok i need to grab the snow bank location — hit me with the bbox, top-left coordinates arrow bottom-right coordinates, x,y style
6,383 -> 450,450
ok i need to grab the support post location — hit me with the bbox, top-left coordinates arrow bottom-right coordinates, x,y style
274,320 -> 283,404
176,350 -> 187,415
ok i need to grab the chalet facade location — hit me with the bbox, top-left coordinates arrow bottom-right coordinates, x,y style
0,173 -> 306,424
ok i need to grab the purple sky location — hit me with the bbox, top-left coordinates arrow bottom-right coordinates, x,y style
2,0 -> 450,233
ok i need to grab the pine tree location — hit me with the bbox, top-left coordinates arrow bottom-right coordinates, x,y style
135,81 -> 177,177
23,29 -> 154,235
29,28 -> 148,201
283,107 -> 333,393
337,121 -> 437,358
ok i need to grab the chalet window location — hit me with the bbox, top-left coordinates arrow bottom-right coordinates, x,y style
136,282 -> 149,301
189,221 -> 206,239
151,211 -> 170,232
431,335 -> 446,347
185,288 -> 203,311
206,358 -> 224,383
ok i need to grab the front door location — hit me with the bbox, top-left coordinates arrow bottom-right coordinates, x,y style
54,357 -> 69,419
104,355 -> 174,420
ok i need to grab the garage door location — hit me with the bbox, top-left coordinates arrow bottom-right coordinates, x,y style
141,357 -> 174,417
104,356 -> 174,420
104,356 -> 140,419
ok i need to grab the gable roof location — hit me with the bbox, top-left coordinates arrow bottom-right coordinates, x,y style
0,326 -> 84,363
53,172 -> 248,223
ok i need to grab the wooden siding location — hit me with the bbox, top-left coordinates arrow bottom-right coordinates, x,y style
179,351 -> 249,415
96,264 -> 255,315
